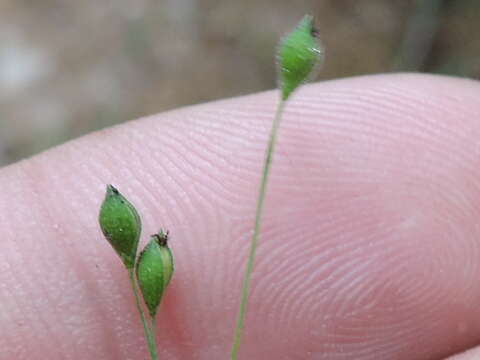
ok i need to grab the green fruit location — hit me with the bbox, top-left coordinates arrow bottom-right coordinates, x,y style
277,15 -> 324,100
136,230 -> 174,318
99,185 -> 141,269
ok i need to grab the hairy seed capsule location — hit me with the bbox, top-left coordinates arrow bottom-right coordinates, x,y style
136,230 -> 174,318
277,15 -> 324,100
99,185 -> 141,269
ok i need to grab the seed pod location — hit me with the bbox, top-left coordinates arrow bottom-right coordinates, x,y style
99,185 -> 141,269
136,230 -> 174,318
277,15 -> 324,100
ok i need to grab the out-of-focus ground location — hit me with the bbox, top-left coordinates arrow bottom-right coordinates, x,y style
0,0 -> 479,166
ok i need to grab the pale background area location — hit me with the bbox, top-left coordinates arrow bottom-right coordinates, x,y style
0,0 -> 478,166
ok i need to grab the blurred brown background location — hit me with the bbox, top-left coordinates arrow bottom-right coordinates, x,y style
0,0 -> 479,166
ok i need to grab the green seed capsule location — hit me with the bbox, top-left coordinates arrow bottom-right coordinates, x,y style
277,15 -> 324,100
99,185 -> 141,269
136,230 -> 174,318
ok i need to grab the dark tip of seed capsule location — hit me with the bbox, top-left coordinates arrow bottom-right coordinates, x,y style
152,230 -> 169,246
110,185 -> 120,195
106,184 -> 120,195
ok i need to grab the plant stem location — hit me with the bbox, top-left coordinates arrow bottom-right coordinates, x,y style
231,99 -> 286,360
128,268 -> 159,360
150,316 -> 157,342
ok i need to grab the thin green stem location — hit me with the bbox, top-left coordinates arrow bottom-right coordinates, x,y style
231,99 -> 286,360
150,316 -> 157,341
128,268 -> 159,360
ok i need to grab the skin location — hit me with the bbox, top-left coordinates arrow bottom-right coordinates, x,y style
1,74 -> 480,359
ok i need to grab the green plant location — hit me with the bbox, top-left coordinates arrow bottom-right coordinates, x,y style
230,15 -> 323,360
99,185 -> 174,360
97,15 -> 322,360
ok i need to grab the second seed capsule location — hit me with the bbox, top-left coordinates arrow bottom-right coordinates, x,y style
136,230 -> 174,318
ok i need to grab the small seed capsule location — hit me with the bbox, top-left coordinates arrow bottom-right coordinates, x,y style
99,185 -> 141,269
277,15 -> 324,100
136,230 -> 174,318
